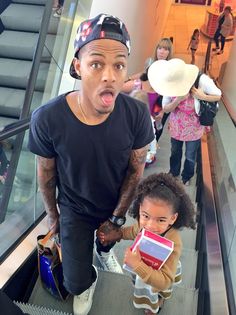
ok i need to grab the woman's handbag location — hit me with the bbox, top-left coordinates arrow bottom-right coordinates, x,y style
194,72 -> 219,126
198,99 -> 218,126
37,231 -> 69,300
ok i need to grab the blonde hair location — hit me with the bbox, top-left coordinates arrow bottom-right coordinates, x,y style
153,37 -> 173,61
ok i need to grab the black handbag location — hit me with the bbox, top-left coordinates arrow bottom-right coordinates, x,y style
194,72 -> 219,126
198,99 -> 218,126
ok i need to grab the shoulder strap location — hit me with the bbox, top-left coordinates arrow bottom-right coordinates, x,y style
194,71 -> 202,89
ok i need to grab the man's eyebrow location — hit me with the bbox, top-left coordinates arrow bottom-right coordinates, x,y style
88,52 -> 127,59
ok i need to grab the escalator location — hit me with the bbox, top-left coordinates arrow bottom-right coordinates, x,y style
0,1 -> 235,315
0,105 -> 233,315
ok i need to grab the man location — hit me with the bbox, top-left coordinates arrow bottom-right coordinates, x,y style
28,14 -> 154,315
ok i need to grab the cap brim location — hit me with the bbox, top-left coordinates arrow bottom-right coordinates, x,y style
69,60 -> 81,80
148,60 -> 199,97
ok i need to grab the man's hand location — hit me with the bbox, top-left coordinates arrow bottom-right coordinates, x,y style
47,210 -> 59,234
97,220 -> 122,246
124,246 -> 142,269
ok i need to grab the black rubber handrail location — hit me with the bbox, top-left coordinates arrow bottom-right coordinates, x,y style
0,118 -> 30,141
204,39 -> 212,74
196,134 -> 230,315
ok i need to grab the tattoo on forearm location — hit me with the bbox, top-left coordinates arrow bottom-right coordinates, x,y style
113,145 -> 148,216
37,156 -> 57,214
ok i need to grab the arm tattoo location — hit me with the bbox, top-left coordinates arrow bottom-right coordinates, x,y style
113,145 -> 148,217
37,156 -> 58,215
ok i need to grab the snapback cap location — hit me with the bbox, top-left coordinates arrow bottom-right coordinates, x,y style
70,13 -> 131,80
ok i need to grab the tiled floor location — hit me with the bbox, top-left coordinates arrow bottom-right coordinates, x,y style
162,3 -> 233,80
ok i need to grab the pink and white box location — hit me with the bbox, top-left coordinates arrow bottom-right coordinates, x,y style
123,228 -> 174,272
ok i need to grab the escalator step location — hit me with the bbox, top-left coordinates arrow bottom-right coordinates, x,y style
15,302 -> 72,315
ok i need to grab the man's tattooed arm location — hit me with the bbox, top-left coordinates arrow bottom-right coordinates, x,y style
97,145 -> 148,244
112,144 -> 148,217
37,156 -> 59,233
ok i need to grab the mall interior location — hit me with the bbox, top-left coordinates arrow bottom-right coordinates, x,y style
0,0 -> 236,314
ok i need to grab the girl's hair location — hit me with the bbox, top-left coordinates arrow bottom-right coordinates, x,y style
153,37 -> 173,61
192,29 -> 199,37
129,172 -> 196,230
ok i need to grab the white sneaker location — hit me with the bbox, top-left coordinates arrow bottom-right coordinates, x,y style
95,249 -> 123,274
73,265 -> 98,315
53,7 -> 62,18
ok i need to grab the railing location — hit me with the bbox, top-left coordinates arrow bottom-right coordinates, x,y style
203,39 -> 212,74
20,0 -> 54,119
0,118 -> 30,141
196,134 -> 230,315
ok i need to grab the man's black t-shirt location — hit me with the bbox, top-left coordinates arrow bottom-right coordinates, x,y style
28,92 -> 154,218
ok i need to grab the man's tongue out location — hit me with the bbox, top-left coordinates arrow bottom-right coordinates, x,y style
101,92 -> 114,106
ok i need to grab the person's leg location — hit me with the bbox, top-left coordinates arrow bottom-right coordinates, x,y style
59,208 -> 99,295
59,207 -> 100,315
191,49 -> 195,64
220,34 -> 226,51
155,112 -> 170,143
213,28 -> 221,50
181,139 -> 200,183
169,138 -> 183,177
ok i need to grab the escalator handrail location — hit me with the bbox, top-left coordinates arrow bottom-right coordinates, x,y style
204,39 -> 212,74
0,118 -> 30,141
20,0 -> 54,119
200,135 -> 230,315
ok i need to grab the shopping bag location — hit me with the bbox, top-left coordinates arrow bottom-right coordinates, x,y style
37,231 -> 69,300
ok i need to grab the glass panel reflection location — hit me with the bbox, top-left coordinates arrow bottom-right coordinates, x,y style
0,131 -> 44,260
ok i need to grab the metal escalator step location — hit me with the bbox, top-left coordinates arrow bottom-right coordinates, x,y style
15,302 -> 72,315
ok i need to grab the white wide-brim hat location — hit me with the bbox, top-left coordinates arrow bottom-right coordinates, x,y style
148,58 -> 199,97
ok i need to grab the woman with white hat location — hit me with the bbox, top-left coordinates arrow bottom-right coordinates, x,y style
122,38 -> 174,165
148,58 -> 221,185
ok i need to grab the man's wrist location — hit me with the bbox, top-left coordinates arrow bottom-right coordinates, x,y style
109,215 -> 126,227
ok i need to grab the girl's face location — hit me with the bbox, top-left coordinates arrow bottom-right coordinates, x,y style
156,46 -> 170,60
139,197 -> 178,235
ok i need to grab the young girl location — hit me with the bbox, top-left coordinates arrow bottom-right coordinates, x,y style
187,29 -> 200,64
98,173 -> 196,314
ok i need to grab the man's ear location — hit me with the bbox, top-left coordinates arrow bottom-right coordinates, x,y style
73,58 -> 81,77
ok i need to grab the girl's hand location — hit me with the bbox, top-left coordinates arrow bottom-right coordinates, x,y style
191,87 -> 206,100
124,246 -> 142,269
97,221 -> 122,245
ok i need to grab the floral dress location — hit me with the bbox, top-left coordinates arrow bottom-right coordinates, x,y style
168,94 -> 204,142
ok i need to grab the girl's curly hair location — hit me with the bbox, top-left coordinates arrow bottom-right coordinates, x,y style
129,173 -> 196,230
